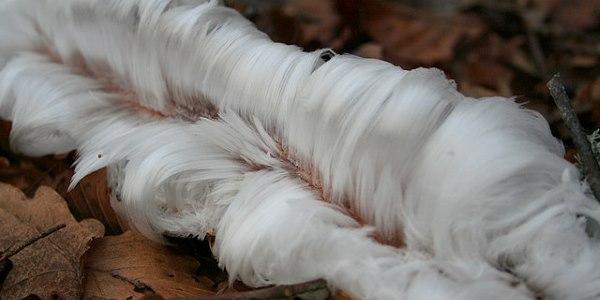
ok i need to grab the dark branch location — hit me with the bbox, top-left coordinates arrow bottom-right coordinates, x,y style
547,74 -> 600,201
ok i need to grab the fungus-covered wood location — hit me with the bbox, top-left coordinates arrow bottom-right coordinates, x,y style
1,1 -> 600,299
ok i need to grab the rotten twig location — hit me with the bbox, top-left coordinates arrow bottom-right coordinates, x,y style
547,74 -> 600,201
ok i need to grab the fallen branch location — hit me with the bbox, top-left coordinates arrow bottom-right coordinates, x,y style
547,74 -> 600,201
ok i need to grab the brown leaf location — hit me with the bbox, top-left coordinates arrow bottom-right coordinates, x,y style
0,183 -> 104,300
283,0 -> 351,50
575,77 -> 600,128
84,231 -> 222,299
362,0 -> 484,67
458,81 -> 499,98
532,0 -> 600,33
462,60 -> 514,96
61,168 -> 126,235
353,43 -> 383,59
0,160 -> 53,196
0,121 -> 73,198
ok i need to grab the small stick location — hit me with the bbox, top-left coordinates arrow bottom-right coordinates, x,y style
547,74 -> 600,201
175,279 -> 330,300
0,224 -> 66,262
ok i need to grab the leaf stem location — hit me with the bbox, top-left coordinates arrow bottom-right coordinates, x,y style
0,224 -> 66,261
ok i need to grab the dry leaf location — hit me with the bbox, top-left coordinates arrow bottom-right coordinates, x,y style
0,183 -> 104,300
362,0 -> 484,67
63,168 -> 126,235
462,60 -> 514,96
0,150 -> 55,197
574,77 -> 600,128
0,121 -> 74,197
534,0 -> 600,33
459,81 -> 499,98
353,43 -> 384,59
84,231 -> 221,299
283,0 -> 353,50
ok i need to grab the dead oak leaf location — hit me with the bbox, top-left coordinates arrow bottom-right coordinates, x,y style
283,0 -> 350,50
84,231 -> 221,299
59,168 -> 126,235
362,0 -> 484,67
0,183 -> 104,300
532,0 -> 600,33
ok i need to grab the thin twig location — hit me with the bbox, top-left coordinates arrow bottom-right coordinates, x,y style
547,74 -> 600,201
174,279 -> 330,300
0,224 -> 66,261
